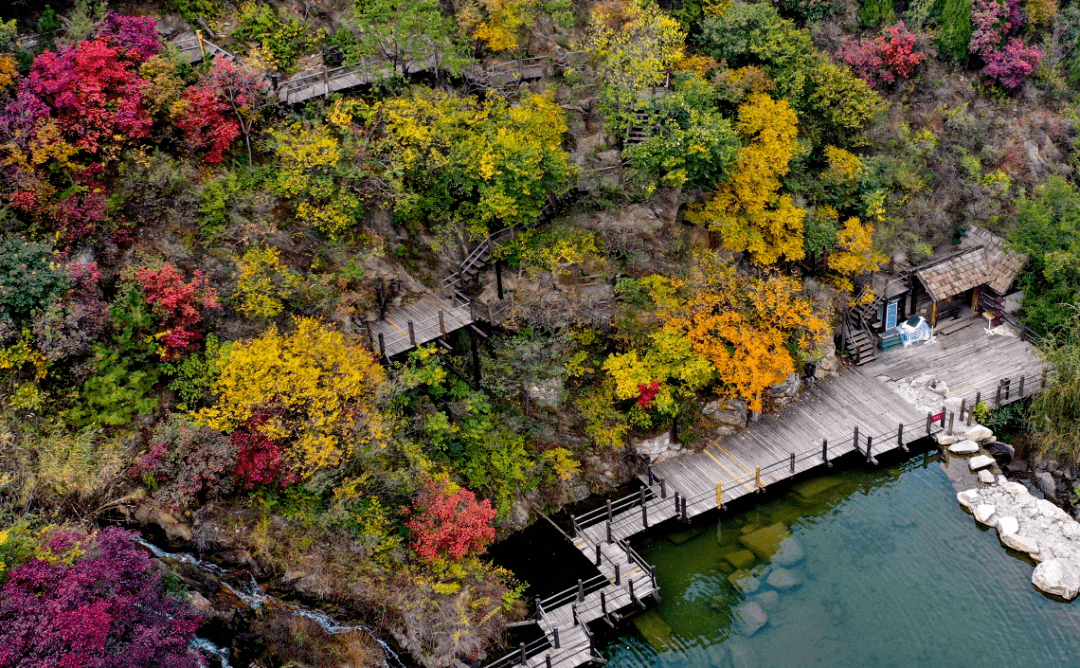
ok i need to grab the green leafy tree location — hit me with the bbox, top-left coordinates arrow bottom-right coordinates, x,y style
1008,176 -> 1080,338
1027,309 -> 1080,461
0,237 -> 70,324
342,0 -> 470,78
859,0 -> 897,27
939,0 -> 974,62
621,76 -> 741,193
697,3 -> 885,145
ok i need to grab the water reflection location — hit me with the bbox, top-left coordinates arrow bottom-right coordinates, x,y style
602,458 -> 1080,668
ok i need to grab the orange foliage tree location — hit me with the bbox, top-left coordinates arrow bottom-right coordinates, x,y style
685,92 -> 805,266
663,260 -> 825,412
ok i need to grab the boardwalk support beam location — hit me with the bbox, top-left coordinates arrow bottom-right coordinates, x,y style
898,423 -> 908,453
640,487 -> 649,528
823,439 -> 831,468
866,436 -> 877,465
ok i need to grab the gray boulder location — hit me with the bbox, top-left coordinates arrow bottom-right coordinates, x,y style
1036,471 -> 1057,500
1032,559 -> 1080,600
965,425 -> 994,442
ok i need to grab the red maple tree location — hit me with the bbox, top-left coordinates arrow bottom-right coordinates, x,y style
406,479 -> 497,564
136,263 -> 219,359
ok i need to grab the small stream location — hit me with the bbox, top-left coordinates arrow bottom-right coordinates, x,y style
136,539 -> 406,668
587,451 -> 1080,668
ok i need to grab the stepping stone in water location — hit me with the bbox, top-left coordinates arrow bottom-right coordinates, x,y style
969,455 -> 995,471
949,440 -> 980,455
978,470 -> 995,484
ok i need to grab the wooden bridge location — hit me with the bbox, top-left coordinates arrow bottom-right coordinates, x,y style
173,31 -> 580,105
483,316 -> 1049,668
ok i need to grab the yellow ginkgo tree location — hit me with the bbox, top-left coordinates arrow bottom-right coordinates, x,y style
197,318 -> 389,475
685,92 -> 806,266
587,0 -> 685,89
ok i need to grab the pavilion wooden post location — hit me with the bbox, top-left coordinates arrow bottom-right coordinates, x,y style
930,300 -> 939,327
438,310 -> 446,336
496,260 -> 504,300
853,426 -> 859,455
755,466 -> 763,492
971,286 -> 981,311
898,422 -> 908,453
822,439 -> 831,467
407,320 -> 416,346
195,29 -> 206,60
716,481 -> 723,509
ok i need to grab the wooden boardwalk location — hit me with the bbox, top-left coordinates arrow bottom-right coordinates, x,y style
174,32 -> 556,105
367,294 -> 473,358
491,320 -> 1048,668
860,309 -> 1046,410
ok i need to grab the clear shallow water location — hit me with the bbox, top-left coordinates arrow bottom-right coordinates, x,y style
602,455 -> 1080,668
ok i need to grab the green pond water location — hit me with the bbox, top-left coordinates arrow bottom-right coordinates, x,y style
601,454 -> 1080,668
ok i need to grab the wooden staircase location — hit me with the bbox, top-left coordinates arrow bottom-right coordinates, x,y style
624,108 -> 653,145
842,286 -> 884,366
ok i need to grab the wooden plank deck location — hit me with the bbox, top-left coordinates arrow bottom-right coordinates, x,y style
367,294 -> 473,358
650,366 -> 929,517
860,309 -> 1046,411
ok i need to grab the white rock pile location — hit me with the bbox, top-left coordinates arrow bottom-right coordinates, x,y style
958,477 -> 1080,600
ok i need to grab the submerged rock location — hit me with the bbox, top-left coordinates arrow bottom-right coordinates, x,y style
733,601 -> 769,636
728,570 -> 761,594
1032,560 -> 1080,600
765,568 -> 803,592
771,537 -> 805,566
740,523 -> 791,561
723,549 -> 757,571
752,590 -> 780,611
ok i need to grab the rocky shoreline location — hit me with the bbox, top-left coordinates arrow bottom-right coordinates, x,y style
950,427 -> 1080,600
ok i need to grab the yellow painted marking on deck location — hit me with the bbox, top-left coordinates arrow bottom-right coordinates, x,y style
702,445 -> 741,481
712,441 -> 755,475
